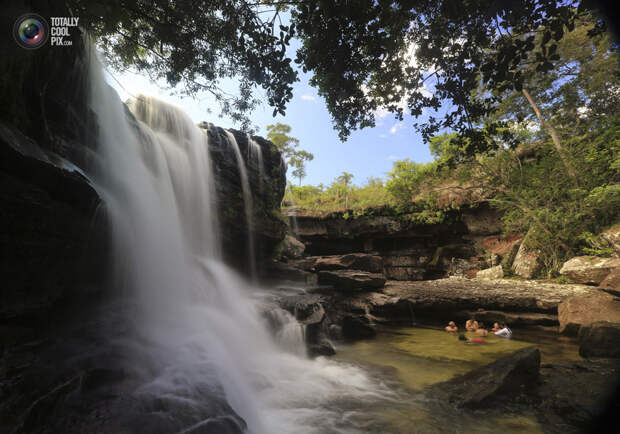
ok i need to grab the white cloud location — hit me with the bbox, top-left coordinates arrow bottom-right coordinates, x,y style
301,94 -> 316,101
390,123 -> 404,134
379,133 -> 388,139
387,155 -> 400,161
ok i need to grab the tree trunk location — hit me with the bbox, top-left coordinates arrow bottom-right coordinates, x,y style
521,87 -> 577,181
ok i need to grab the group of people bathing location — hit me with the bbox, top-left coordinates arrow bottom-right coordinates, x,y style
445,317 -> 512,343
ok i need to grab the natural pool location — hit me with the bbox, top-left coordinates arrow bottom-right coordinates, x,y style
331,325 -> 582,433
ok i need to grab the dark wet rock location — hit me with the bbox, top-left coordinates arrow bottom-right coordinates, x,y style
317,270 -> 386,291
558,292 -> 620,335
559,256 -> 620,285
341,315 -> 376,340
0,121 -> 108,325
277,294 -> 325,325
307,340 -> 336,357
578,321 -> 620,358
260,260 -> 318,284
314,253 -> 383,273
280,235 -> 305,259
429,347 -> 541,408
204,124 -> 287,271
535,359 -> 620,433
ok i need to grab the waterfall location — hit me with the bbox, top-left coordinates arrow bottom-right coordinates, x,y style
247,134 -> 265,194
284,182 -> 300,237
224,131 -> 257,279
86,51 -> 395,433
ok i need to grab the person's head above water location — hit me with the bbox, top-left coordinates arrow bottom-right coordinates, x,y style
458,334 -> 467,341
448,321 -> 455,326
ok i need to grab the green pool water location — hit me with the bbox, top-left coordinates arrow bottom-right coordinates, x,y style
332,325 -> 582,433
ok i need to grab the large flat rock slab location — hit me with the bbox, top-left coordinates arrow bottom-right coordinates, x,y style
380,277 -> 599,313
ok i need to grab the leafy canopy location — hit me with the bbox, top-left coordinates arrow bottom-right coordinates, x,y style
72,0 -> 298,132
292,0 -> 607,150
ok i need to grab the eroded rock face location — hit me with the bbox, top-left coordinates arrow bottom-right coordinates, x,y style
476,265 -> 504,279
289,204 -> 534,282
578,322 -> 620,358
204,124 -> 287,270
317,270 -> 386,291
559,256 -> 620,285
428,347 -> 541,408
558,293 -> 620,335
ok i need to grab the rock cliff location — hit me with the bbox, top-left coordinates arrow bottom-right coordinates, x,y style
0,14 -> 286,330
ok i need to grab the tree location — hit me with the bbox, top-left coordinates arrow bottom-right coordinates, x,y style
289,149 -> 314,185
334,171 -> 354,208
72,0 -> 298,132
292,0 -> 606,153
266,123 -> 314,184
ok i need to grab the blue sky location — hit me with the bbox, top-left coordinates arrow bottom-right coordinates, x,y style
105,36 -> 434,187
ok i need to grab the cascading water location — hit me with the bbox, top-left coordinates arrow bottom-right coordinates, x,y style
247,134 -> 265,194
284,182 -> 300,237
224,130 -> 257,279
87,51 -> 397,433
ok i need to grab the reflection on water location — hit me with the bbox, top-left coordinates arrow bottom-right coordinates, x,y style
334,326 -> 581,433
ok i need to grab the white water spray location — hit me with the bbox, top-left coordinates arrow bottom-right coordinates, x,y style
87,51 -> 396,433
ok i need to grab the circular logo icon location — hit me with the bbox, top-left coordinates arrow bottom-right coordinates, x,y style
13,14 -> 49,49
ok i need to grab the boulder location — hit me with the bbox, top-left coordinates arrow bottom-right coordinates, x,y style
599,267 -> 620,296
601,224 -> 620,257
429,347 -> 540,408
558,293 -> 620,335
578,321 -> 620,358
314,253 -> 383,273
277,294 -> 325,325
280,235 -> 305,259
536,358 -> 620,431
559,256 -> 620,285
308,339 -> 336,357
317,270 -> 386,291
476,265 -> 504,280
512,242 -> 542,279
